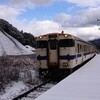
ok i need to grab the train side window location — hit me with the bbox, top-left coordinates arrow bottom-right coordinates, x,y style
59,39 -> 75,47
84,45 -> 85,52
37,41 -> 47,48
84,45 -> 86,52
75,43 -> 78,52
82,45 -> 83,52
80,44 -> 82,52
77,44 -> 79,53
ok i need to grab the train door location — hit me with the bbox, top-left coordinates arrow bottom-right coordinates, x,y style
48,39 -> 59,68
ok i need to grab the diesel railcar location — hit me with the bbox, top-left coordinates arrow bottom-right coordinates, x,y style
36,32 -> 96,76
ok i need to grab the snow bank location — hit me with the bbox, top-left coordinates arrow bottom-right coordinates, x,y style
0,30 -> 34,56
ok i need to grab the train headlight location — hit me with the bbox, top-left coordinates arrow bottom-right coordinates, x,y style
39,36 -> 42,39
65,34 -> 68,37
62,62 -> 68,67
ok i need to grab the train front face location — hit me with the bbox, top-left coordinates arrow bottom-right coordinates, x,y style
36,33 -> 75,75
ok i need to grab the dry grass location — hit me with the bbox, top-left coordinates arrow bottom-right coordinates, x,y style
0,54 -> 39,91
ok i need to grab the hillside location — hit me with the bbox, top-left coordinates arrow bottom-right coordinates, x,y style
0,19 -> 36,47
89,38 -> 100,51
0,29 -> 34,56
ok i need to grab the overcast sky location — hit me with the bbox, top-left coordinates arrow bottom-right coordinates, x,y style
0,0 -> 100,40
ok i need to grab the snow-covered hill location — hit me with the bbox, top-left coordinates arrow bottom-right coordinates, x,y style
0,29 -> 34,56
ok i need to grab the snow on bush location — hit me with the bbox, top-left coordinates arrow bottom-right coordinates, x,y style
0,55 -> 39,92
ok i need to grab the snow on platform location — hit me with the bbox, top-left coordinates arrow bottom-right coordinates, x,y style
35,55 -> 100,100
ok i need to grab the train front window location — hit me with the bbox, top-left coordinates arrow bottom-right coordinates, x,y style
37,41 -> 47,48
59,39 -> 75,47
49,40 -> 57,50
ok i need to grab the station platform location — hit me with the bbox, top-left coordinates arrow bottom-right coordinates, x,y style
35,55 -> 100,100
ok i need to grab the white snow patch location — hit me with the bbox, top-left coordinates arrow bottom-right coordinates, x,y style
0,81 -> 28,100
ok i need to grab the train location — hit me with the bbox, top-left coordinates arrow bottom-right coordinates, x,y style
36,31 -> 96,76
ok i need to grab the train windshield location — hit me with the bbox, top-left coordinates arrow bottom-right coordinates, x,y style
59,39 -> 75,47
37,41 -> 47,48
49,40 -> 58,50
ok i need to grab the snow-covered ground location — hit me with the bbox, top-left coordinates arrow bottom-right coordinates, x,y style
35,55 -> 100,100
0,55 -> 39,100
0,30 -> 34,56
0,81 -> 29,100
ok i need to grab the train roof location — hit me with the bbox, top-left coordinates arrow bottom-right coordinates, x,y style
37,32 -> 74,39
37,32 -> 94,46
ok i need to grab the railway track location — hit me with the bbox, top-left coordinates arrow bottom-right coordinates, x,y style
12,79 -> 57,100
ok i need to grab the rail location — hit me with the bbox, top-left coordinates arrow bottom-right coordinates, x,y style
12,79 -> 51,100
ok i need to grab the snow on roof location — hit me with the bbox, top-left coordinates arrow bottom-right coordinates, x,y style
35,55 -> 100,100
0,30 -> 34,56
